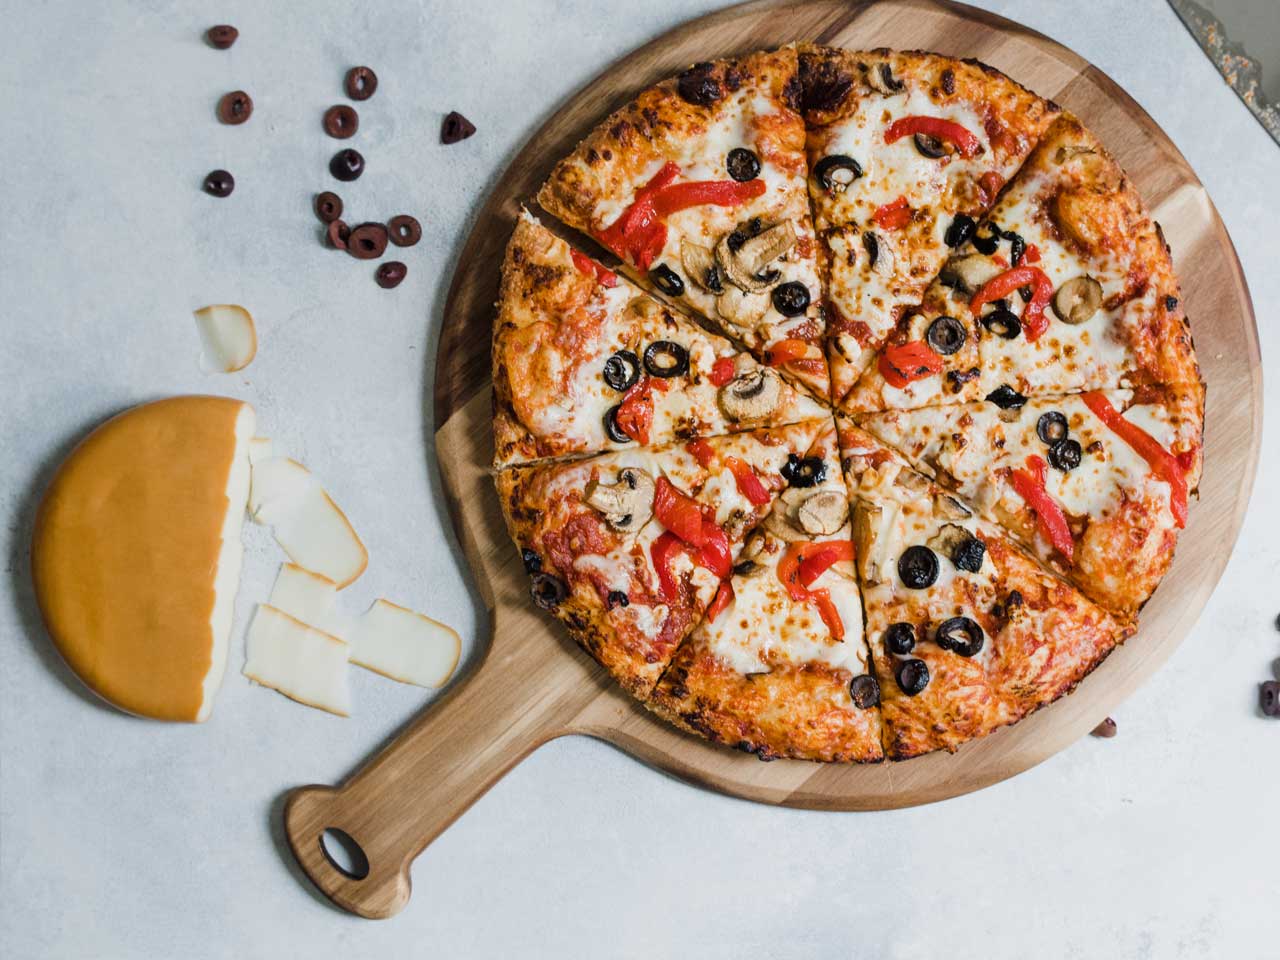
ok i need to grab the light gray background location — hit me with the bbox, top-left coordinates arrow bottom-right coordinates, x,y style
1,1 -> 1276,957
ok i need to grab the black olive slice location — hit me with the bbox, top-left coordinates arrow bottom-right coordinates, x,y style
935,616 -> 984,657
642,341 -> 690,378
771,281 -> 811,317
602,350 -> 641,391
896,658 -> 930,696
913,132 -> 947,158
985,385 -> 1027,409
1036,411 -> 1069,444
862,230 -> 880,267
603,406 -> 631,443
1004,232 -> 1026,266
1260,681 -> 1280,717
945,214 -> 975,248
1047,437 -> 1083,472
981,308 -> 1022,340
780,454 -> 826,488
606,590 -> 630,610
726,147 -> 761,182
849,674 -> 881,709
677,62 -> 723,106
972,222 -> 1001,255
898,545 -> 939,589
926,315 -> 967,355
650,264 -> 685,298
520,548 -> 541,574
884,622 -> 916,656
703,264 -> 724,294
530,572 -> 568,610
814,154 -> 863,193
950,536 -> 986,573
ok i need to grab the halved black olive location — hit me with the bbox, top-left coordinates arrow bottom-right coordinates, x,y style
772,282 -> 811,317
814,154 -> 863,193
520,548 -> 541,574
935,616 -> 984,657
884,622 -> 916,656
781,454 -> 826,488
643,341 -> 690,378
981,308 -> 1022,340
913,132 -> 947,158
1048,437 -> 1082,472
603,406 -> 631,443
650,264 -> 685,298
926,315 -> 967,355
972,222 -> 1001,255
602,350 -> 640,391
1036,411 -> 1069,444
945,214 -> 975,248
530,573 -> 568,610
849,674 -> 880,709
606,590 -> 630,610
862,231 -> 880,267
985,385 -> 1027,409
898,545 -> 939,589
951,536 -> 985,573
726,147 -> 761,182
896,658 -> 930,696
677,62 -> 722,106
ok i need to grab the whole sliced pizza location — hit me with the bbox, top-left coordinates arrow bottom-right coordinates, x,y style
491,45 -> 1204,762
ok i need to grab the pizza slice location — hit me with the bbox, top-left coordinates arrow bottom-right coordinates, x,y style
797,46 -> 1058,407
497,420 -> 826,697
493,212 -> 827,468
537,47 -> 831,399
839,420 -> 1132,759
650,421 -> 882,763
855,385 -> 1204,619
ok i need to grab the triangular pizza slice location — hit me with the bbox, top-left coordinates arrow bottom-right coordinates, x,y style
537,47 -> 831,399
839,420 -> 1132,759
650,421 -> 882,763
497,420 -> 827,697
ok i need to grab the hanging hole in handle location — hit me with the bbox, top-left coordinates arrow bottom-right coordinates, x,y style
320,827 -> 370,881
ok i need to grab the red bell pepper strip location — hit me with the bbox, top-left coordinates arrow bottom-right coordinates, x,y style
614,377 -> 665,445
654,476 -> 706,545
811,592 -> 845,641
1023,243 -> 1041,264
885,116 -> 981,158
569,249 -> 618,287
878,340 -> 944,388
651,178 -> 766,217
695,522 -> 732,580
765,338 -> 813,367
707,580 -> 734,623
797,540 -> 854,588
709,355 -> 736,387
650,531 -> 685,603
970,266 -> 1054,342
1008,454 -> 1075,560
873,196 -> 912,231
650,523 -> 732,603
686,437 -> 715,469
978,171 -> 1004,204
724,456 -> 771,506
776,542 -> 851,639
1083,391 -> 1189,528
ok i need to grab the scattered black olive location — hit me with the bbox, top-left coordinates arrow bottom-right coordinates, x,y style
1047,438 -> 1082,472
913,132 -> 947,158
884,622 -> 916,656
945,214 -> 975,248
323,104 -> 359,139
981,308 -> 1022,339
206,24 -> 238,49
217,90 -> 253,125
530,572 -> 568,610
1260,681 -> 1280,717
329,148 -> 365,182
676,62 -> 723,106
603,406 -> 631,443
772,282 -> 811,317
602,350 -> 641,391
388,214 -> 422,247
345,66 -> 378,101
1004,232 -> 1026,266
898,545 -> 940,589
1018,285 -> 1033,303
951,536 -> 986,573
1165,295 -> 1179,311
375,261 -> 407,289
935,616 -> 984,657
1036,411 -> 1069,444
326,219 -> 350,250
314,191 -> 343,223
896,658 -> 930,696
520,548 -> 541,574
650,264 -> 685,298
814,154 -> 863,193
926,315 -> 967,356
347,222 -> 388,259
849,674 -> 881,709
985,385 -> 1027,409
726,217 -> 765,253
703,264 -> 724,294
732,560 -> 758,577
643,341 -> 690,378
1091,717 -> 1119,737
726,147 -> 761,182
972,222 -> 1001,255
203,169 -> 235,198
606,590 -> 630,610
441,111 -> 476,144
862,231 -> 880,267
781,454 -> 826,488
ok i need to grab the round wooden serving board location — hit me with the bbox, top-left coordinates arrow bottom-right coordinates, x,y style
284,0 -> 1261,919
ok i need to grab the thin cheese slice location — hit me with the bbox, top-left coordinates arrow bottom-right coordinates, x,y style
248,436 -> 274,465
272,485 -> 368,588
194,304 -> 257,373
267,562 -> 353,641
243,605 -> 352,716
248,456 -> 312,525
350,599 -> 461,688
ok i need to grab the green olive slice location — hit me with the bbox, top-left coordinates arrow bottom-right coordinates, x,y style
1052,275 -> 1103,325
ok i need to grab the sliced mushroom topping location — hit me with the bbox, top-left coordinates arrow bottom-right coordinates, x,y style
583,467 -> 655,531
1054,144 -> 1096,165
716,285 -> 770,327
926,523 -> 970,562
889,464 -> 931,501
853,498 -> 899,584
716,220 -> 797,293
797,490 -> 848,536
717,368 -> 782,422
933,493 -> 971,521
862,231 -> 895,278
866,60 -> 905,95
1052,275 -> 1103,325
764,490 -> 810,543
680,239 -> 723,293
939,253 -> 1001,295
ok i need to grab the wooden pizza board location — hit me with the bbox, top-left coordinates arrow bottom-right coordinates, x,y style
283,0 -> 1261,919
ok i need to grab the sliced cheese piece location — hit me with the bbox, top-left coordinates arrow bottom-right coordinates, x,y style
243,605 -> 352,716
248,436 -> 274,465
248,456 -> 312,525
32,396 -> 255,722
267,562 -> 353,641
272,484 -> 368,588
349,599 -> 461,688
194,304 -> 257,373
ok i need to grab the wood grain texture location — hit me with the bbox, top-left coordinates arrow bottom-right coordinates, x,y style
288,0 -> 1261,918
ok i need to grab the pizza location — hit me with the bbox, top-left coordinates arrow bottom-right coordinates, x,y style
493,45 -> 1205,762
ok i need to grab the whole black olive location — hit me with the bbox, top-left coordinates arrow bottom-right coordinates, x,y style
602,350 -> 641,392
985,385 -> 1027,409
935,616 -> 984,657
913,133 -> 947,158
972,222 -> 1001,255
896,658 -> 931,696
981,308 -> 1022,340
945,214 -> 975,248
951,536 -> 986,573
726,147 -> 761,182
642,341 -> 690,378
520,548 -> 541,574
772,281 -> 811,317
650,264 -> 685,298
862,231 -> 880,267
884,622 -> 916,656
530,572 -> 568,610
781,454 -> 826,488
603,406 -> 631,443
926,315 -> 967,355
1036,411 -> 1069,444
606,590 -> 630,610
814,154 -> 863,193
898,545 -> 939,589
1048,438 -> 1083,472
849,674 -> 881,709
329,148 -> 365,182
677,62 -> 723,106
